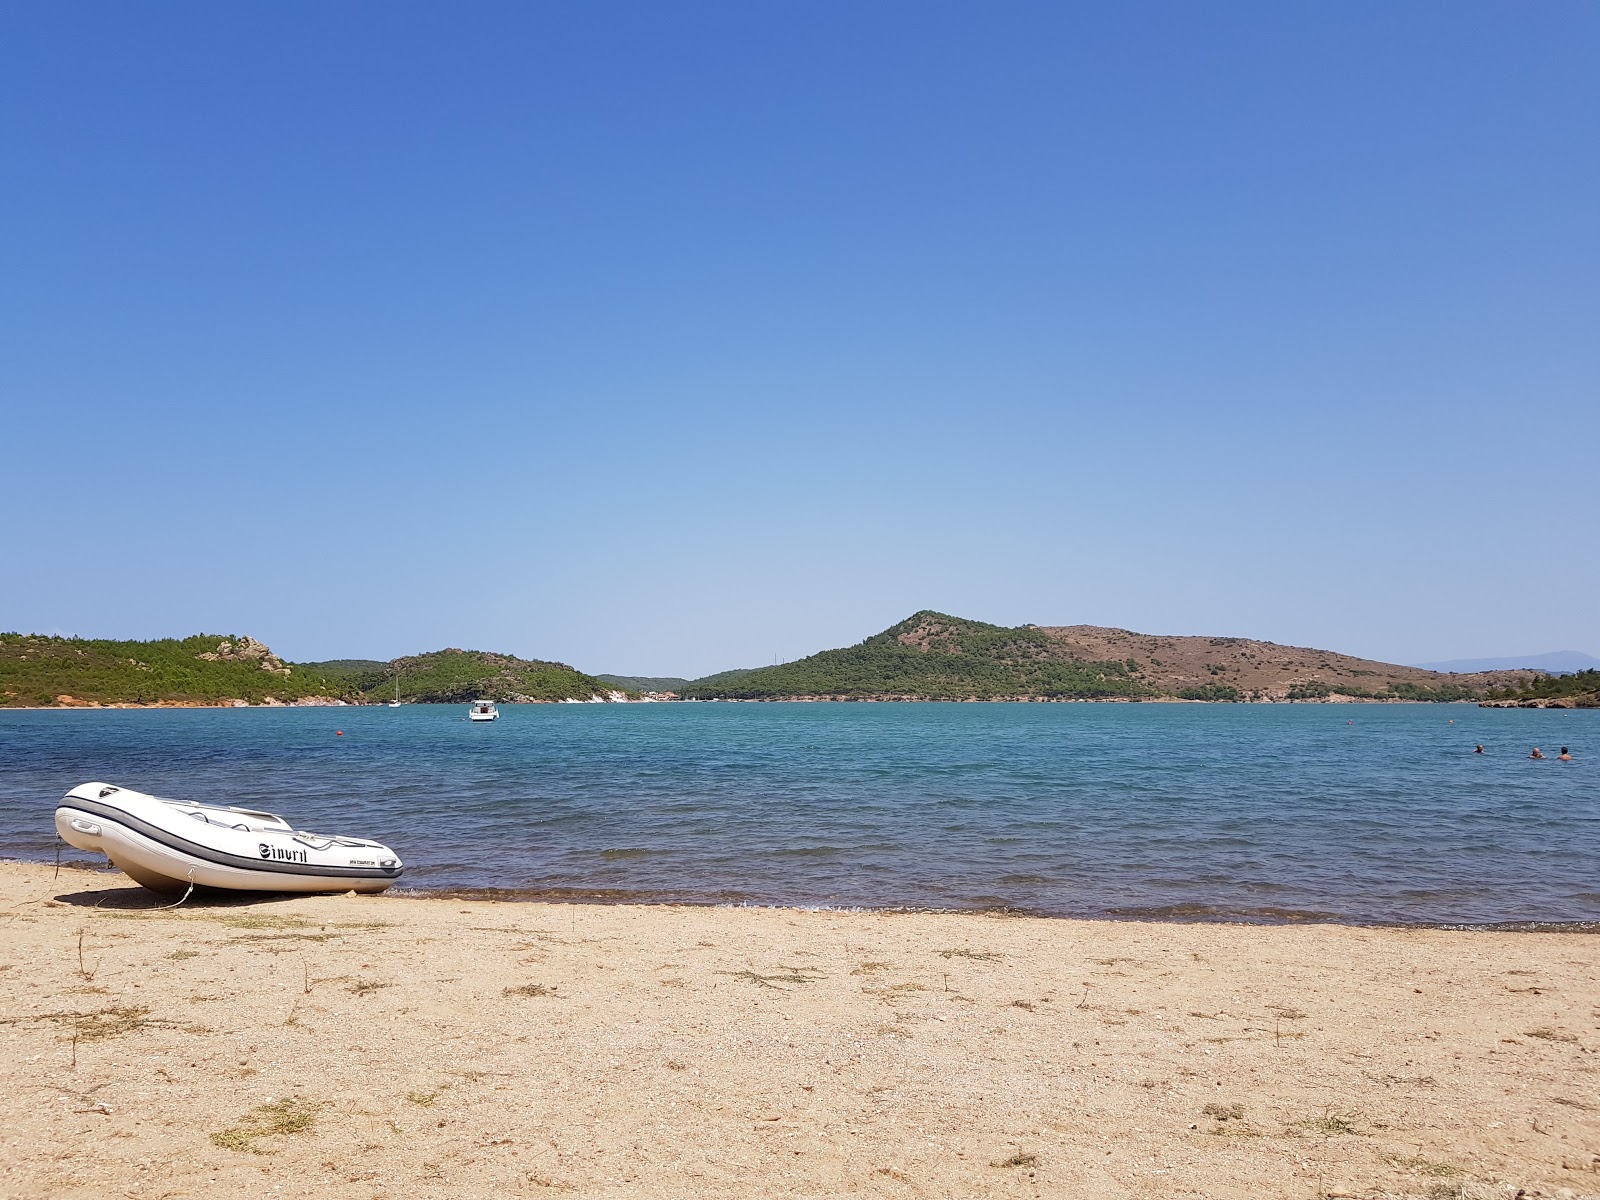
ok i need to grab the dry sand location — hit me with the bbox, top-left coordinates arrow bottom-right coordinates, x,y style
0,861 -> 1595,1200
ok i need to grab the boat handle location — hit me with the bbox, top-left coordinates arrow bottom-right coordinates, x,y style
70,819 -> 102,835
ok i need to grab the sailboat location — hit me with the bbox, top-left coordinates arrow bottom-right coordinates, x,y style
388,670 -> 402,708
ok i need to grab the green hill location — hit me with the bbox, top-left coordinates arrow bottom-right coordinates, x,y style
595,674 -> 691,694
363,649 -> 624,704
682,612 -> 1144,700
681,611 -> 1535,702
298,659 -> 392,692
1484,669 -> 1600,708
0,634 -> 354,707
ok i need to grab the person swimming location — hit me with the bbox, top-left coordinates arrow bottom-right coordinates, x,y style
1559,747 -> 1573,761
1530,747 -> 1545,759
1475,744 -> 1485,754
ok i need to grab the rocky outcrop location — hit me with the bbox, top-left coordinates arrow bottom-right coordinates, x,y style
196,637 -> 292,676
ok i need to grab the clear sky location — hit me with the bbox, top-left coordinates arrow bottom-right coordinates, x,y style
3,1 -> 1595,678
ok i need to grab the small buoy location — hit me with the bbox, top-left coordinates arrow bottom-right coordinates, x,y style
1348,720 -> 1353,725
336,730 -> 344,737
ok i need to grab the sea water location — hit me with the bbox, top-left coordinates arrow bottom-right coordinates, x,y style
0,702 -> 1594,926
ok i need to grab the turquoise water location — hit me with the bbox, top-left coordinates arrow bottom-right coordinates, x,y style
1,703 -> 1595,925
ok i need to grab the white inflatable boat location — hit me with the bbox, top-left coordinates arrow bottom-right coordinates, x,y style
55,782 -> 404,895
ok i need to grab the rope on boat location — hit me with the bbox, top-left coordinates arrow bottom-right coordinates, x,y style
154,869 -> 196,910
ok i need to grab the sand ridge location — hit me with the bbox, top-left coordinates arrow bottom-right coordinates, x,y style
0,862 -> 1596,1199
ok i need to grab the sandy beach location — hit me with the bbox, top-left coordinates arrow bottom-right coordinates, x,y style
0,862 -> 1595,1200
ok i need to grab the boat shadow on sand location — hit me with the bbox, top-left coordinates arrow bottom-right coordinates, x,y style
50,875 -> 306,911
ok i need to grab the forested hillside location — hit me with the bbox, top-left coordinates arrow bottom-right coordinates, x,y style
297,659 -> 391,692
682,612 -> 1539,703
1484,669 -> 1600,708
0,634 -> 352,707
684,613 -> 1143,700
364,650 -> 623,704
595,674 -> 691,694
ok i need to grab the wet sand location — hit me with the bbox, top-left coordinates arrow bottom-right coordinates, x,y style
0,861 -> 1596,1199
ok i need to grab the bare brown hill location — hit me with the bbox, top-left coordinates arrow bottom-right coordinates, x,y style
684,612 -> 1541,702
1033,624 -> 1538,702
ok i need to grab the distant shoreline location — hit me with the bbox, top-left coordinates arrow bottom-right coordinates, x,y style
11,619 -> 1567,709
0,699 -> 352,711
0,695 -> 1549,711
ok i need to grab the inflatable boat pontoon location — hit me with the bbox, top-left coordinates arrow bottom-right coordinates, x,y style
56,782 -> 404,895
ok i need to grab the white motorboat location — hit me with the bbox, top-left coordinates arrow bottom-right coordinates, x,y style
55,782 -> 404,895
468,700 -> 500,721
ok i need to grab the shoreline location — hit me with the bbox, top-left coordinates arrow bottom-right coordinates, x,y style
15,858 -> 1600,933
0,695 -> 1540,710
1,860 -> 1595,1199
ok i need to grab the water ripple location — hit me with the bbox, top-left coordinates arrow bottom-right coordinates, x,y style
1,703 -> 1596,926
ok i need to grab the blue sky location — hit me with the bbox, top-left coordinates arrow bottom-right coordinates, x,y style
3,1 -> 1595,677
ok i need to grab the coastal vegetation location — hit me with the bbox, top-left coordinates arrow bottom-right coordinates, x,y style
683,612 -> 1146,701
355,649 -> 622,704
595,674 -> 691,694
0,636 -> 620,708
296,659 -> 390,692
680,612 -> 1540,703
4,616 -> 1562,707
1485,669 -> 1600,708
1379,681 -> 1482,703
1177,684 -> 1242,702
1281,679 -> 1478,703
0,634 -> 352,707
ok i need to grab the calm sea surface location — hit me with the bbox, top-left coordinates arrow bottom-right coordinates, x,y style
1,703 -> 1595,926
